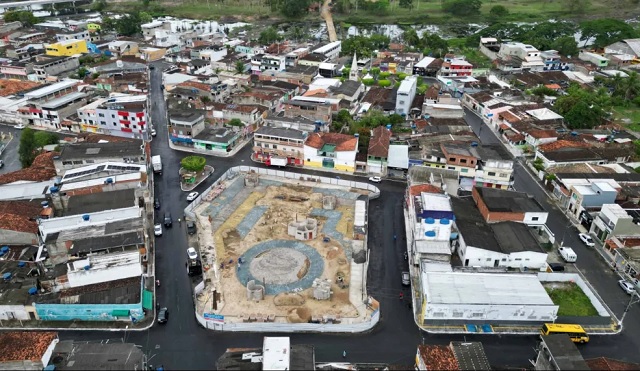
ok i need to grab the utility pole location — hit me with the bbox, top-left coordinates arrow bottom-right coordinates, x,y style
619,289 -> 640,330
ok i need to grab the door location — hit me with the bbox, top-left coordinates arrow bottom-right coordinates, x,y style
464,259 -> 469,266
494,259 -> 499,267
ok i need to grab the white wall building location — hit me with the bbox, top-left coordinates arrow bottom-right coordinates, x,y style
312,41 -> 341,61
420,272 -> 558,322
66,251 -> 143,288
396,76 -> 417,115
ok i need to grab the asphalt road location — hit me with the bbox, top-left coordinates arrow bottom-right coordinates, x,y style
0,127 -> 22,175
465,108 -> 640,361
53,79 -> 640,369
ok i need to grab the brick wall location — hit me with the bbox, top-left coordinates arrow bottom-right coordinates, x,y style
472,187 -> 525,223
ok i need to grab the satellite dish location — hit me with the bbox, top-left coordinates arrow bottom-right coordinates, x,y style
116,60 -> 124,68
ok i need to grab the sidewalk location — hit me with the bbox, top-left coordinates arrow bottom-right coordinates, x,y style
422,322 -> 620,335
169,134 -> 252,158
0,315 -> 155,332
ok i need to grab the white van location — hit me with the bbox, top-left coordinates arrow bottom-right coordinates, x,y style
558,246 -> 577,263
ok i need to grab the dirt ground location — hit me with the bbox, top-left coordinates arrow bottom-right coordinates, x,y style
207,183 -> 359,321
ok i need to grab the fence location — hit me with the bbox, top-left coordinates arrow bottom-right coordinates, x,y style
187,165 -> 381,333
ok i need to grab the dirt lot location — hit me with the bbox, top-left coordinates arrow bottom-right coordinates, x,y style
197,180 -> 361,322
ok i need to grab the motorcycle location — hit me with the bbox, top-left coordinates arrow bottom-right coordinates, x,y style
156,280 -> 160,287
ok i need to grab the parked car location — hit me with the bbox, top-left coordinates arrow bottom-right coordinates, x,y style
187,247 -> 198,260
154,224 -> 162,237
151,128 -> 157,137
578,233 -> 595,247
149,65 -> 155,70
369,176 -> 382,183
548,262 -> 565,272
164,212 -> 172,227
187,220 -> 196,235
157,307 -> 169,324
401,271 -> 410,286
187,192 -> 199,202
619,280 -> 636,295
14,124 -> 25,130
154,198 -> 161,209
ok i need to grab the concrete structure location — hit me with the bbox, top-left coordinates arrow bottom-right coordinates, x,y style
17,79 -> 85,130
312,41 -> 341,61
282,100 -> 332,124
44,39 -> 87,57
32,56 -> 80,81
367,126 -> 391,175
472,186 -> 548,225
568,182 -> 618,219
108,40 -> 139,58
407,190 -> 454,263
579,51 -> 609,68
193,127 -> 241,154
168,109 -> 206,147
56,30 -> 91,43
76,95 -> 150,140
419,272 -> 558,324
439,58 -> 473,77
49,341 -> 145,370
287,218 -> 318,240
303,133 -> 358,173
54,140 -> 146,175
540,50 -> 571,71
533,335 -> 588,370
396,76 -> 417,115
590,203 -> 640,242
253,126 -> 306,167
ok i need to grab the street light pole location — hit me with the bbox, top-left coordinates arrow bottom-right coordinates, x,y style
619,290 -> 640,330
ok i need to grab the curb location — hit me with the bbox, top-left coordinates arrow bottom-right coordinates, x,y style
180,165 -> 215,192
0,320 -> 155,332
168,135 -> 252,158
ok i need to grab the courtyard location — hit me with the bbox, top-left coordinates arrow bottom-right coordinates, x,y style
192,171 -> 376,325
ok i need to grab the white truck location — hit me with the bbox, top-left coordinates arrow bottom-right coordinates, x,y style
558,246 -> 577,263
152,155 -> 162,174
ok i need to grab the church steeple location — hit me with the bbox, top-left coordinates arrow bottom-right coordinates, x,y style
349,52 -> 358,81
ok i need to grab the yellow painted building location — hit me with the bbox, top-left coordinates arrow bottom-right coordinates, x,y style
45,39 -> 88,57
87,23 -> 101,33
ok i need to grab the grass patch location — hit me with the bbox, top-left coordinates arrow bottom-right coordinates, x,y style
611,105 -> 640,132
545,282 -> 599,317
109,0 -> 626,24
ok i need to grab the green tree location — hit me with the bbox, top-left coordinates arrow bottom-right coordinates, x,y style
342,36 -> 375,58
235,61 -> 245,74
403,28 -> 420,48
563,0 -> 591,14
370,67 -> 380,78
442,0 -> 482,17
3,11 -> 37,27
280,0 -> 310,18
489,5 -> 509,17
333,109 -> 353,131
139,12 -> 152,24
18,127 -> 37,168
258,26 -> 280,45
369,34 -> 391,49
399,0 -> 413,8
33,131 -> 59,149
554,84 -> 610,129
77,67 -> 89,78
379,71 -> 391,79
115,13 -> 142,36
550,36 -> 579,57
362,78 -> 375,86
180,156 -> 206,172
422,34 -> 449,57
228,118 -> 244,127
101,16 -> 116,31
378,79 -> 392,87
580,18 -> 639,49
91,0 -> 107,11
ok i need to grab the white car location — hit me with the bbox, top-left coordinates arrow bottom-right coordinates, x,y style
186,192 -> 199,202
154,224 -> 162,237
151,128 -> 157,137
187,247 -> 198,260
369,176 -> 382,183
14,124 -> 25,130
578,233 -> 595,247
619,280 -> 636,295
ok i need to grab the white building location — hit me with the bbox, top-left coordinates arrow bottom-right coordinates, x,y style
312,41 -> 341,61
407,190 -> 455,263
590,203 -> 640,242
303,132 -> 358,173
396,76 -> 417,116
66,251 -> 142,288
262,337 -> 290,371
420,272 -> 558,322
76,94 -> 150,140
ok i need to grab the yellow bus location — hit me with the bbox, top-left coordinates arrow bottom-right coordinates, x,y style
540,323 -> 590,343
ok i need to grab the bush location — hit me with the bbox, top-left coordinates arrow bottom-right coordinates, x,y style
180,156 -> 206,172
378,79 -> 392,87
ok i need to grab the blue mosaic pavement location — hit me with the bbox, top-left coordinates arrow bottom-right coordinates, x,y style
309,208 -> 353,259
312,187 -> 361,200
237,240 -> 325,295
236,205 -> 268,238
200,175 -> 246,218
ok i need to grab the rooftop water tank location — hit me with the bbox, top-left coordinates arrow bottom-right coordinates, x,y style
3,273 -> 11,280
471,142 -> 478,147
18,261 -> 26,268
1,246 -> 9,253
425,230 -> 436,237
28,287 -> 38,295
386,124 -> 392,129
50,186 -> 59,193
82,214 -> 90,221
440,218 -> 450,225
84,265 -> 91,270
105,178 -> 114,184
354,133 -> 359,137
425,217 -> 435,224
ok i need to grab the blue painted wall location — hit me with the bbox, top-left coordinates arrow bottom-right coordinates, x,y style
35,302 -> 144,322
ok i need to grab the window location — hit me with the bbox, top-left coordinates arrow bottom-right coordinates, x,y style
111,114 -> 115,118
500,173 -> 508,178
461,168 -> 468,173
100,121 -> 106,125
448,166 -> 455,170
486,258 -> 491,261
460,159 -> 467,164
488,172 -> 496,176
532,217 -> 539,221
514,258 -> 522,261
449,157 -> 455,162
272,144 -> 277,149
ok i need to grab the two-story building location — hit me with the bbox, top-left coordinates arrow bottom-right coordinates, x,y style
282,100 -> 332,124
539,50 -> 571,71
253,126 -> 306,167
44,39 -> 88,57
56,30 -> 91,43
17,79 -> 86,130
312,41 -> 341,61
367,126 -> 391,175
438,57 -> 473,77
406,187 -> 454,263
578,51 -> 609,68
590,203 -> 640,242
32,56 -> 80,81
108,40 -> 140,58
168,109 -> 206,147
472,186 -> 548,225
304,132 -> 358,173
568,181 -> 619,219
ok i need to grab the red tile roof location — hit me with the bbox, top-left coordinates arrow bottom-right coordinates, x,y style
0,331 -> 57,362
0,79 -> 42,97
527,129 -> 558,139
539,140 -> 590,152
410,184 -> 443,196
417,345 -> 460,370
305,132 -> 358,151
0,151 -> 58,185
368,126 -> 391,158
545,83 -> 562,90
586,357 -> 640,370
499,111 -> 521,123
0,213 -> 38,233
178,80 -> 212,92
